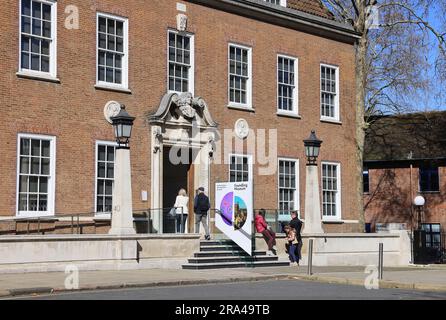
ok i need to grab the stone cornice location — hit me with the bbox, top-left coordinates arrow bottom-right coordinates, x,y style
186,0 -> 361,44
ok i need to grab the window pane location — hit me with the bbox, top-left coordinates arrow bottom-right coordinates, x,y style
19,176 -> 28,193
107,163 -> 114,179
41,158 -> 50,175
22,0 -> 31,16
20,157 -> 30,174
29,194 -> 38,211
41,56 -> 49,72
19,194 -> 28,211
39,177 -> 48,193
29,176 -> 38,192
42,4 -> 51,20
32,1 -> 41,18
38,194 -> 47,211
32,18 -> 41,36
99,17 -> 106,32
105,180 -> 113,195
97,180 -> 105,195
31,157 -> 40,174
116,21 -> 123,36
98,162 -> 106,178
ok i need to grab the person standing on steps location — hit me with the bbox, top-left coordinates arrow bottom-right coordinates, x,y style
194,187 -> 211,240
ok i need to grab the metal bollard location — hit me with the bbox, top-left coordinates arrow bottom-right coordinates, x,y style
307,239 -> 314,275
378,243 -> 384,280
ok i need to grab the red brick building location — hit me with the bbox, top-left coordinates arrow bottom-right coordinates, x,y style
364,112 -> 446,249
0,0 -> 361,234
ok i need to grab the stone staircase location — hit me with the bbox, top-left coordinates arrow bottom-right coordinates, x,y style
182,239 -> 290,269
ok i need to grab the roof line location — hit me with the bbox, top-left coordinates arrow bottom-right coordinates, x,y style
186,0 -> 361,42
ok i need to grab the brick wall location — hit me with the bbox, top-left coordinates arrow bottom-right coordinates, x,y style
0,0 -> 360,233
364,166 -> 446,233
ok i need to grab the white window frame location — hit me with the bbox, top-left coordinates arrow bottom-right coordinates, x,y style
18,0 -> 58,80
96,12 -> 129,90
320,63 -> 340,122
228,153 -> 253,183
277,54 -> 298,116
94,141 -> 117,218
228,43 -> 253,110
167,29 -> 195,96
277,157 -> 300,221
16,133 -> 56,218
321,161 -> 342,221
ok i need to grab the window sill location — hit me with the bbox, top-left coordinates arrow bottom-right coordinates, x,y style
320,118 -> 342,125
16,71 -> 60,84
277,112 -> 301,119
15,213 -> 57,219
227,104 -> 255,112
95,84 -> 132,94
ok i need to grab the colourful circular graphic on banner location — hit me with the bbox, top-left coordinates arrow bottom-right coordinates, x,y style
219,192 -> 233,226
234,196 -> 248,230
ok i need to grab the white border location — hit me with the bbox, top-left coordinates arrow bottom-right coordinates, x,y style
16,133 -> 56,218
167,29 -> 195,96
277,54 -> 299,116
228,43 -> 253,110
18,0 -> 58,80
320,63 -> 340,122
95,12 -> 129,90
94,140 -> 118,219
277,157 -> 300,220
321,161 -> 342,221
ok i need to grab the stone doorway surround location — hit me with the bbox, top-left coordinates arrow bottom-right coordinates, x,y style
148,92 -> 219,233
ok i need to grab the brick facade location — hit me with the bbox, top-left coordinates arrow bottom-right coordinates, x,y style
364,165 -> 446,234
0,0 -> 360,233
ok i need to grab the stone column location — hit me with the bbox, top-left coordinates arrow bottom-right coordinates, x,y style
109,148 -> 136,235
150,126 -> 163,233
303,165 -> 324,234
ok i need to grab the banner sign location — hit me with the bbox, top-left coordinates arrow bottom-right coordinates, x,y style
215,181 -> 253,255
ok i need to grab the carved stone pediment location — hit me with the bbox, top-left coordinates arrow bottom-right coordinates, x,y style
148,92 -> 218,128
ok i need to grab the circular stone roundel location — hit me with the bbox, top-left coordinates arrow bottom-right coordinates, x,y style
104,101 -> 121,124
235,118 -> 249,139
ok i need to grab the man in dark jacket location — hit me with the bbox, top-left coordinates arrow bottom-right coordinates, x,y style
194,187 -> 211,240
289,211 -> 303,263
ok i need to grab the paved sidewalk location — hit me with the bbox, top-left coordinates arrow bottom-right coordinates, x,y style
0,265 -> 445,298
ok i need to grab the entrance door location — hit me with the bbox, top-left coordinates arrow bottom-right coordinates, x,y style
162,147 -> 192,233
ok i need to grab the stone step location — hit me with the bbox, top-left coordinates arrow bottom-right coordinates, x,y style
182,260 -> 290,270
194,250 -> 267,258
199,240 -> 237,246
187,255 -> 279,264
200,245 -> 246,252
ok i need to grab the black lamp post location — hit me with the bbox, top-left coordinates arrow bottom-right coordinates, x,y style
303,130 -> 323,166
111,104 -> 135,149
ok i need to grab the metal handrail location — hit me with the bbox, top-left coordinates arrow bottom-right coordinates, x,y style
0,209 -> 151,236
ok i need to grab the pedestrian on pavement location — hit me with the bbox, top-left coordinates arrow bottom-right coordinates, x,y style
289,211 -> 303,262
255,209 -> 277,256
194,187 -> 211,240
174,188 -> 189,233
284,225 -> 299,266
